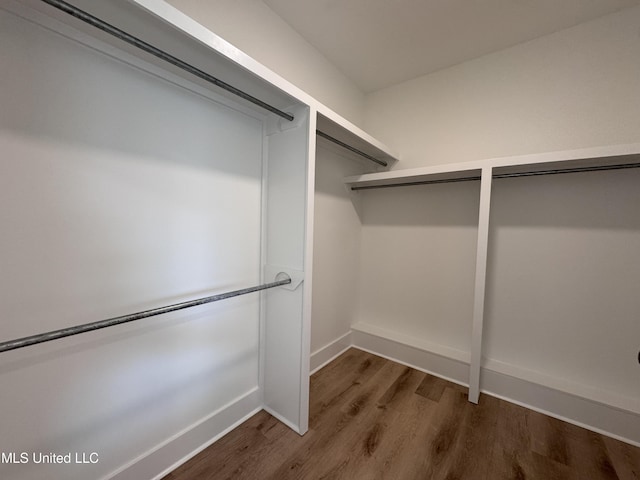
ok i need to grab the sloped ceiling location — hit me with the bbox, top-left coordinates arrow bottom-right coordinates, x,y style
263,0 -> 639,92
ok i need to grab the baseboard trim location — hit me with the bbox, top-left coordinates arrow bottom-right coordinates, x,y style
106,388 -> 262,480
484,358 -> 640,415
351,322 -> 470,364
351,326 -> 640,447
262,405 -> 304,435
310,331 -> 353,374
351,327 -> 470,387
482,369 -> 640,447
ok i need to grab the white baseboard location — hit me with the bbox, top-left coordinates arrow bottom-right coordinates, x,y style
310,331 -> 353,374
482,369 -> 640,447
351,326 -> 470,387
351,323 -> 470,364
484,357 -> 640,415
106,388 -> 262,480
262,405 -> 303,435
350,323 -> 640,447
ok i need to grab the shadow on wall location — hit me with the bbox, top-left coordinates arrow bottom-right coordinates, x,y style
485,169 -> 640,322
358,180 -> 481,227
314,141 -> 370,220
489,168 -> 640,230
315,138 -> 385,196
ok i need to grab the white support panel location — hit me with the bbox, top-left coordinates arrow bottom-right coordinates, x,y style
263,105 -> 311,435
299,108 -> 317,434
468,166 -> 493,404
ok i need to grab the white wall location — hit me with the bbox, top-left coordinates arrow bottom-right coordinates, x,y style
355,182 -> 479,360
0,9 -> 265,479
166,0 -> 365,126
311,141 -> 366,359
364,5 -> 640,169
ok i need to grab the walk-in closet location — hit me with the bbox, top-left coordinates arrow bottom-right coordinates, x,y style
1,0 -> 639,479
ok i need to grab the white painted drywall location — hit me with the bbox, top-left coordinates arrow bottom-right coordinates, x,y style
165,0 -> 365,126
0,10 -> 264,479
364,5 -> 640,169
310,141 -> 367,355
355,182 -> 480,358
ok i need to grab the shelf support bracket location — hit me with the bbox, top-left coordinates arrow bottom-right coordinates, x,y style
469,166 -> 493,404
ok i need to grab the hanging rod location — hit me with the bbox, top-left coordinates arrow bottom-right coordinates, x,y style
39,0 -> 294,122
351,175 -> 480,190
493,161 -> 640,179
317,130 -> 388,167
350,161 -> 640,191
0,275 -> 291,354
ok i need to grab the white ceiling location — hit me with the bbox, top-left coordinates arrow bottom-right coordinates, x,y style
263,0 -> 639,93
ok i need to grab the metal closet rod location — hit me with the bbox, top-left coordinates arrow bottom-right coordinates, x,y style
317,130 -> 388,167
350,161 -> 640,190
40,0 -> 295,122
0,275 -> 291,354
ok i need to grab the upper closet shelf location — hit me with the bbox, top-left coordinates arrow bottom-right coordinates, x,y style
19,0 -> 303,115
345,143 -> 640,190
16,0 -> 397,169
316,112 -> 399,169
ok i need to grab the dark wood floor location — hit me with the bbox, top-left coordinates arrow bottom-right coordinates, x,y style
164,348 -> 640,480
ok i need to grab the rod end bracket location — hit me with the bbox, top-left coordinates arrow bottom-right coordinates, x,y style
266,266 -> 304,291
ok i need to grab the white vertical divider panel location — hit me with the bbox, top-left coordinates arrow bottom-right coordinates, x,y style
298,110 -> 317,434
263,105 -> 311,434
469,167 -> 493,403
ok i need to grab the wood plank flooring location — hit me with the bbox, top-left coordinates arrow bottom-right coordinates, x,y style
164,348 -> 640,480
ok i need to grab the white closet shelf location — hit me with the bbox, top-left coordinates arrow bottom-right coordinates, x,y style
346,165 -> 482,190
19,0 -> 301,115
316,112 -> 399,169
344,143 -> 640,190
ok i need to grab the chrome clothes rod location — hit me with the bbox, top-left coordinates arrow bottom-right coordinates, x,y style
352,176 -> 480,190
39,0 -> 294,122
350,162 -> 640,190
0,275 -> 291,353
317,130 -> 388,167
493,161 -> 640,179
